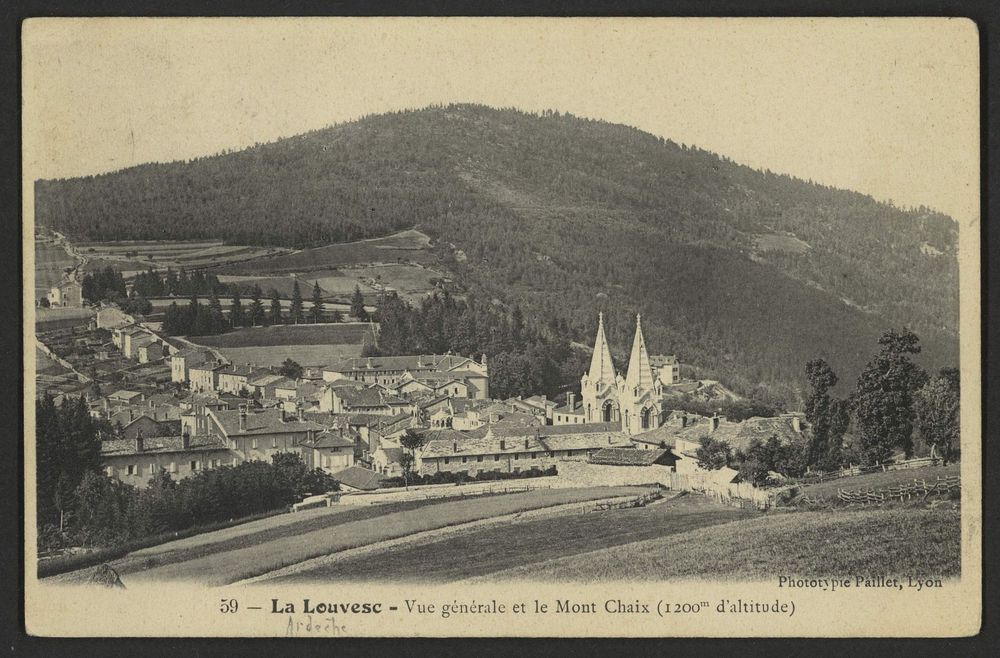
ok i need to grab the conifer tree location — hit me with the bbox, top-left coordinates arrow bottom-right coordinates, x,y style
249,284 -> 265,326
268,288 -> 283,325
290,280 -> 304,324
309,281 -> 324,323
230,290 -> 245,327
350,284 -> 368,322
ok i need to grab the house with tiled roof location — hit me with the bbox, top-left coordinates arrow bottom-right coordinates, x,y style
417,424 -> 631,477
319,383 -> 414,416
300,429 -> 356,474
247,372 -> 286,398
217,364 -> 259,395
206,406 -> 327,466
170,348 -> 214,384
101,433 -> 231,487
372,445 -> 405,477
323,353 -> 490,399
332,465 -> 387,492
119,414 -> 182,441
189,361 -> 229,393
552,391 -> 587,426
588,446 -> 675,467
134,336 -> 164,364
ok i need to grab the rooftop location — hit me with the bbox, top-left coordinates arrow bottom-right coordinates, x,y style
589,447 -> 671,466
332,465 -> 386,491
303,430 -> 355,449
210,408 -> 327,436
101,434 -> 227,456
325,354 -> 478,374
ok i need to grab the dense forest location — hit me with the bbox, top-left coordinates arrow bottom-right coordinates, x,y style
372,291 -> 588,401
35,104 -> 959,397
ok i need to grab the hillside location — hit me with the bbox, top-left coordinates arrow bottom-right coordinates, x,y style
34,104 -> 959,397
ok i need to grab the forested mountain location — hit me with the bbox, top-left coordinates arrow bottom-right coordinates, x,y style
35,104 -> 959,400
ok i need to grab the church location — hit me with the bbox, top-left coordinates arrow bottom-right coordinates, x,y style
554,313 -> 678,435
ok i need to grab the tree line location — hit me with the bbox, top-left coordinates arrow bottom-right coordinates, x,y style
161,279 -> 349,336
695,328 -> 960,485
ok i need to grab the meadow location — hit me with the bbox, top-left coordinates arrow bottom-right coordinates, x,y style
34,241 -> 76,299
188,323 -> 372,347
274,493 -> 750,583
218,229 -> 439,275
211,345 -> 363,368
77,239 -> 289,273
66,486 -> 651,586
489,505 -> 960,582
792,464 -> 961,502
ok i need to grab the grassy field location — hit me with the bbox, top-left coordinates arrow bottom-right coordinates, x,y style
103,486 -> 652,585
77,239 -> 289,273
35,307 -> 96,331
218,230 -> 438,275
50,497 -> 478,583
489,506 -> 961,582
794,464 -> 961,502
34,241 -> 76,298
189,323 -> 372,347
273,493 -> 751,583
212,345 -> 363,368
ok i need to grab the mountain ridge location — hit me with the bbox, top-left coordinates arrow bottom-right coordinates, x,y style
34,103 -> 959,398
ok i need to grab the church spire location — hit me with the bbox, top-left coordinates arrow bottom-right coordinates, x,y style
586,312 -> 617,387
624,313 -> 654,392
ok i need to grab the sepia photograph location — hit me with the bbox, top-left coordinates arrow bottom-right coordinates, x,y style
21,16 -> 981,637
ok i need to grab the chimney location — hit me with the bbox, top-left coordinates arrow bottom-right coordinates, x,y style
500,439 -> 506,451
524,438 -> 530,449
281,407 -> 287,422
297,404 -> 304,422
567,392 -> 576,409
791,415 -> 801,433
239,406 -> 247,431
680,413 -> 688,428
134,429 -> 144,453
182,429 -> 190,449
711,414 -> 720,432
453,440 -> 458,453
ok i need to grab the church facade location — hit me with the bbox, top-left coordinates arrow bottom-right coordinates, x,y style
579,313 -> 672,435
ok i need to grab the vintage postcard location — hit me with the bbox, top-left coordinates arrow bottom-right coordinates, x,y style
22,17 -> 981,637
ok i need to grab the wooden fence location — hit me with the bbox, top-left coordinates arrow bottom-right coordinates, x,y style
795,457 -> 945,486
592,491 -> 662,511
668,472 -> 778,510
834,476 -> 961,506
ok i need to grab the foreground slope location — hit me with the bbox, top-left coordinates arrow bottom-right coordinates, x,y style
35,104 -> 959,392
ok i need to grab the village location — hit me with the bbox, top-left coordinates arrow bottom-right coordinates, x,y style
37,295 -> 806,500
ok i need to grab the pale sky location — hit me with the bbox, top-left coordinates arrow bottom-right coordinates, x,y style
22,17 -> 979,223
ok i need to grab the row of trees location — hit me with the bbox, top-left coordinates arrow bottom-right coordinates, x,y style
695,329 -> 960,484
161,280 -> 348,336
